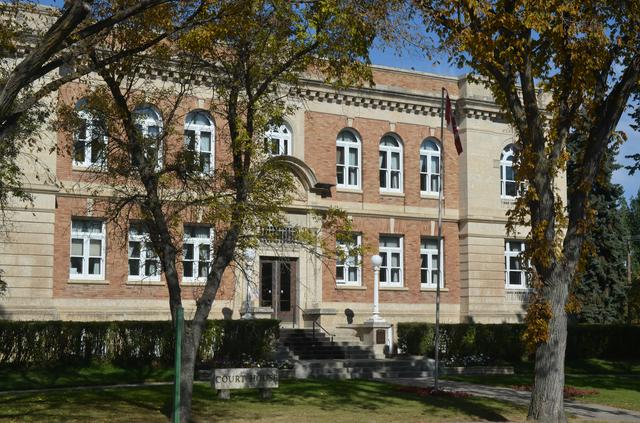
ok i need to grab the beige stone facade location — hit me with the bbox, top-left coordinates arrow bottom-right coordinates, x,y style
0,63 -> 558,333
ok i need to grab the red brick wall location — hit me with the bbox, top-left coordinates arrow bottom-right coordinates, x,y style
323,217 -> 460,304
53,196 -> 236,300
304,111 -> 459,210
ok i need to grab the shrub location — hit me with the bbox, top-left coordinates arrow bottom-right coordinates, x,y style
397,322 -> 640,364
0,319 -> 279,367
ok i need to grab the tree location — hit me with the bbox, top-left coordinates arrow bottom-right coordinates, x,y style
417,1 -> 640,421
623,190 -> 640,322
57,1 -> 401,420
568,140 -> 629,323
0,0 -> 211,222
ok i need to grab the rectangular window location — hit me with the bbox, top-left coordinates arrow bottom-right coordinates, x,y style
379,235 -> 403,287
420,238 -> 442,288
183,225 -> 212,283
505,240 -> 527,289
70,219 -> 105,280
336,234 -> 361,286
128,223 -> 160,281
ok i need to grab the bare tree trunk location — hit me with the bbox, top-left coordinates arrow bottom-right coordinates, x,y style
528,270 -> 569,423
179,324 -> 198,423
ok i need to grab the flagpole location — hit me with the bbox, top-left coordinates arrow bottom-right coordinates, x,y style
435,87 -> 445,391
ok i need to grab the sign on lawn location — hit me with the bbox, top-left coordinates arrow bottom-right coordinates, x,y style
212,368 -> 279,390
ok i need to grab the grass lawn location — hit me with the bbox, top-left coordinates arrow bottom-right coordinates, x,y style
0,362 -> 173,391
0,379 -> 530,423
443,359 -> 640,412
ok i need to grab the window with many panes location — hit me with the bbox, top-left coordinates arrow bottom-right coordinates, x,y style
184,110 -> 214,173
420,138 -> 441,195
505,240 -> 528,289
133,105 -> 163,168
183,225 -> 212,283
128,222 -> 160,281
264,124 -> 292,156
70,219 -> 105,280
420,238 -> 442,288
379,235 -> 403,287
336,130 -> 360,189
501,144 -> 517,198
379,135 -> 402,192
336,233 -> 361,286
73,108 -> 107,168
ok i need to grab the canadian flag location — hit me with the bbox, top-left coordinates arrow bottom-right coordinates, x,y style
444,90 -> 463,155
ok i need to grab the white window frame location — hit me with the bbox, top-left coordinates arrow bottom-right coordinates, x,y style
73,109 -> 107,168
379,135 -> 403,193
501,144 -> 517,199
336,233 -> 361,286
420,237 -> 443,288
183,225 -> 213,284
379,235 -> 403,287
336,130 -> 361,189
184,110 -> 215,174
133,105 -> 163,169
505,240 -> 528,289
420,138 -> 441,195
127,223 -> 161,282
69,219 -> 106,280
264,123 -> 292,156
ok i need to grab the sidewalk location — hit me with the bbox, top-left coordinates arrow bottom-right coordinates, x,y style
384,377 -> 640,422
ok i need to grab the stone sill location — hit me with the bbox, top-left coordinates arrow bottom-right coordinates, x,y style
380,191 -> 405,197
126,279 -> 163,286
72,165 -> 107,173
336,187 -> 363,194
420,287 -> 449,292
420,193 -> 439,199
336,285 -> 366,290
68,279 -> 109,285
182,280 -> 206,286
380,286 -> 409,291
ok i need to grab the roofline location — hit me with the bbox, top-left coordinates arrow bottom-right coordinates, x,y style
369,64 -> 464,82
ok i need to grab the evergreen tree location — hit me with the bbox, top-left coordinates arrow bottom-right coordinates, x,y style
623,190 -> 640,323
569,141 -> 629,323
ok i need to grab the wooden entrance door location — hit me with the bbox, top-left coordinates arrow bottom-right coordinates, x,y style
259,258 -> 296,322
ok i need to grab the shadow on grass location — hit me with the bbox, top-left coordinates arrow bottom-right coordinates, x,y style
0,362 -> 173,391
192,379 -> 517,422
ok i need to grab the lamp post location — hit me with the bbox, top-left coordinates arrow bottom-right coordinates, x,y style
371,254 -> 383,321
242,248 -> 256,319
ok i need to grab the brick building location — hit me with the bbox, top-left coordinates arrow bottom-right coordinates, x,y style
0,64 -> 556,332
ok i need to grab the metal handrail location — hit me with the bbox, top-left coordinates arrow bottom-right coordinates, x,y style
293,304 -> 306,329
313,320 -> 334,344
292,304 -> 334,344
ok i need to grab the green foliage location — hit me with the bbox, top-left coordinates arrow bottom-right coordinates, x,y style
398,323 -> 640,363
396,322 -> 436,356
568,140 -> 630,323
0,319 -> 279,367
565,325 -> 640,360
398,323 -> 527,364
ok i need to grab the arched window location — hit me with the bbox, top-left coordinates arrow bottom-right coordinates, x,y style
500,144 -> 517,198
73,101 -> 107,167
420,138 -> 441,194
336,130 -> 360,188
133,105 -> 163,168
184,110 -> 215,173
379,135 -> 402,192
264,123 -> 292,156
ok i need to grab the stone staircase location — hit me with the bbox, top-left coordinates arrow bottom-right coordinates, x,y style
277,328 -> 434,380
278,328 -> 374,360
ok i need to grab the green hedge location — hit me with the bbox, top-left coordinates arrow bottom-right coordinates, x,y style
0,319 -> 279,367
397,323 -> 640,364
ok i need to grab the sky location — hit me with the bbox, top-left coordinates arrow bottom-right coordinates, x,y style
369,47 -> 639,203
